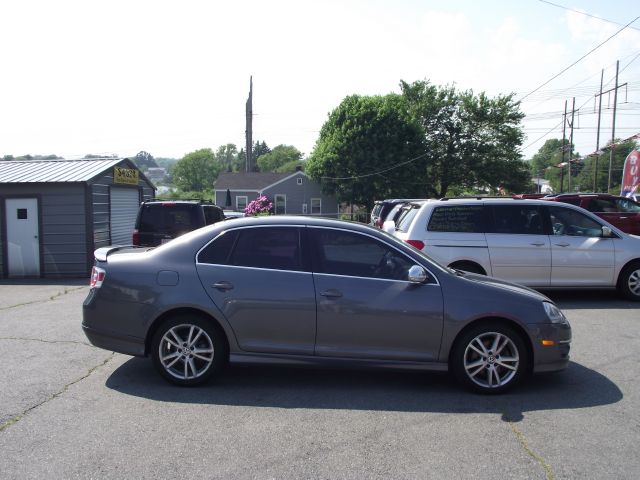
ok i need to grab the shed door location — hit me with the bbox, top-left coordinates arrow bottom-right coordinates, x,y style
6,198 -> 40,276
110,187 -> 140,245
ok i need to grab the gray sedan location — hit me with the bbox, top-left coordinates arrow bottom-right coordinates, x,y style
82,216 -> 571,394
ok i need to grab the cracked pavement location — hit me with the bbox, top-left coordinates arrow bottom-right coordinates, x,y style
0,282 -> 638,479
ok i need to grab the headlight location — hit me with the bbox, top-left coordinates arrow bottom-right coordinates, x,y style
543,302 -> 567,324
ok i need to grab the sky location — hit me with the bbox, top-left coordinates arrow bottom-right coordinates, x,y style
1,0 -> 639,162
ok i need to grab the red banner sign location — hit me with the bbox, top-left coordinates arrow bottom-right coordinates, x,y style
621,149 -> 639,197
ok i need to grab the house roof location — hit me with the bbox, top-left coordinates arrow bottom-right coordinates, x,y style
0,158 -> 148,184
215,171 -> 304,191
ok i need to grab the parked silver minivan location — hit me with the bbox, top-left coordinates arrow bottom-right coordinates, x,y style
391,198 -> 640,300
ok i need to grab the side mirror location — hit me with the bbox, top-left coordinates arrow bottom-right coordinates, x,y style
408,265 -> 428,283
602,226 -> 614,238
382,220 -> 396,233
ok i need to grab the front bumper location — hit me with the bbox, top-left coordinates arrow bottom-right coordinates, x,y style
528,321 -> 572,373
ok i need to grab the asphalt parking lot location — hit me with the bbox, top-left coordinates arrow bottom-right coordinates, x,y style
0,280 -> 638,479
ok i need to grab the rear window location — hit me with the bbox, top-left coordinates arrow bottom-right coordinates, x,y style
371,203 -> 383,218
138,204 -> 200,234
427,205 -> 486,233
396,205 -> 421,232
203,206 -> 224,225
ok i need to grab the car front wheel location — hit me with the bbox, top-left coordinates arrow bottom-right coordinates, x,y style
452,323 -> 528,394
619,262 -> 640,301
151,316 -> 228,386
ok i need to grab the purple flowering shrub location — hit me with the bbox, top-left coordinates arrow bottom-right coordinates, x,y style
244,195 -> 274,216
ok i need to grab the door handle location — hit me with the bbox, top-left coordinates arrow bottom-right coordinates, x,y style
320,289 -> 343,298
530,242 -> 545,246
212,281 -> 234,291
554,242 -> 570,247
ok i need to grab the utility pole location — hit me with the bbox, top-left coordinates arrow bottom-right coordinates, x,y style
608,61 -> 619,192
245,76 -> 253,172
594,61 -> 626,192
594,69 -> 604,191
568,97 -> 575,192
560,100 -> 567,193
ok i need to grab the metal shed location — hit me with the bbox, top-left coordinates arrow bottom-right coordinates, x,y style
0,158 -> 155,278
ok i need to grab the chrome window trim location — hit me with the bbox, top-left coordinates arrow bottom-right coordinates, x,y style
196,224 -> 440,285
312,271 -> 439,286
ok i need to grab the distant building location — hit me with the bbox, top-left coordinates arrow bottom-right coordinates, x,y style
146,167 -> 167,183
532,177 -> 553,194
214,170 -> 338,217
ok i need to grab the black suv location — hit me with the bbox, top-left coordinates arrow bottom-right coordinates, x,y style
133,200 -> 225,246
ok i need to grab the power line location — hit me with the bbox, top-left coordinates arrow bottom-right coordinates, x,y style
537,0 -> 640,32
518,15 -> 640,102
321,152 -> 430,180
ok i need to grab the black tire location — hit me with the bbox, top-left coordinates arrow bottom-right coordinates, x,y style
451,322 -> 528,394
151,315 -> 228,386
618,261 -> 640,301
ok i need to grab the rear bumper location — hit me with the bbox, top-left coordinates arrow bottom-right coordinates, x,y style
82,324 -> 146,357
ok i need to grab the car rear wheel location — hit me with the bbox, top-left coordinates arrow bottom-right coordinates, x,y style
151,316 -> 228,386
452,323 -> 528,394
618,262 -> 640,301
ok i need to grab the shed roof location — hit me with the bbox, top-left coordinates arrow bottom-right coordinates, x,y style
0,158 -> 132,183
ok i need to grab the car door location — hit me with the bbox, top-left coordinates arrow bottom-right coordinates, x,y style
546,205 -> 616,286
196,226 -> 317,355
308,227 -> 443,362
485,204 -> 551,286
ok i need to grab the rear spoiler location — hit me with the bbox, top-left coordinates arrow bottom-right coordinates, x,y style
94,245 -> 149,262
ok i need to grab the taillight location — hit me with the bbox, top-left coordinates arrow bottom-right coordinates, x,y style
90,266 -> 106,288
132,229 -> 140,245
405,239 -> 425,250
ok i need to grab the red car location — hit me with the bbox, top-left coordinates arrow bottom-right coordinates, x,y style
542,194 -> 640,235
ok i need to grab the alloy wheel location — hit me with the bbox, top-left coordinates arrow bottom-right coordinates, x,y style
158,324 -> 215,380
463,332 -> 519,389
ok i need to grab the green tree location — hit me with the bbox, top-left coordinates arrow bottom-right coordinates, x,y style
274,159 -> 306,173
257,145 -> 303,172
172,148 -> 219,192
307,94 -> 427,210
133,151 -> 158,171
528,138 -> 577,193
215,144 -> 239,172
253,141 -> 270,160
401,80 -> 530,196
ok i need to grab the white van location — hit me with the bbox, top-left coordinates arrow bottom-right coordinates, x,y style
391,198 -> 640,300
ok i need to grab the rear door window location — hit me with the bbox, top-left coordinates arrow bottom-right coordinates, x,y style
490,205 -> 545,235
230,227 -> 303,271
